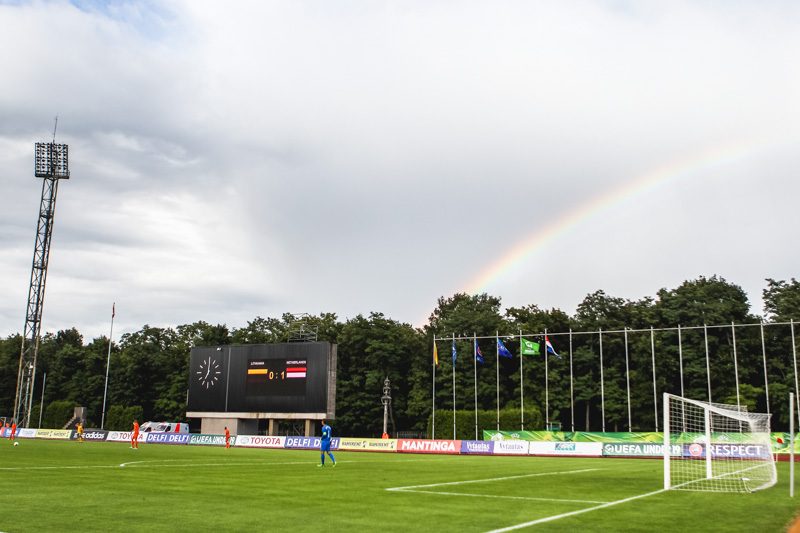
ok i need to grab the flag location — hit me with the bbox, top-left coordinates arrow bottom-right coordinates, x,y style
520,338 -> 540,355
433,343 -> 439,367
451,340 -> 457,364
545,335 -> 560,358
497,338 -> 513,358
112,302 -> 115,319
475,340 -> 484,364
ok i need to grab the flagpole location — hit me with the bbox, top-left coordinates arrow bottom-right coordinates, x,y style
452,333 -> 456,441
704,323 -> 712,403
544,328 -> 549,431
678,325 -> 684,399
792,320 -> 800,422
624,327 -> 631,431
569,329 -> 574,432
432,334 -> 436,439
520,329 -> 524,430
100,302 -> 115,430
473,333 -> 478,440
599,328 -> 605,433
732,322 -> 741,411
496,331 -> 500,431
650,326 -> 658,432
38,371 -> 46,429
760,322 -> 770,415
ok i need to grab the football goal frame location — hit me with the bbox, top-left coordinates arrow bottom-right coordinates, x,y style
663,392 -> 777,493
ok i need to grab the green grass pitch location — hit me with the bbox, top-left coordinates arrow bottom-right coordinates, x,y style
1,439 -> 798,532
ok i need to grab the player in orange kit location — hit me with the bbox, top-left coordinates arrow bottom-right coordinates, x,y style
131,419 -> 140,449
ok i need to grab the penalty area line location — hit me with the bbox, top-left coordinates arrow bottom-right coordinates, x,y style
485,487 -> 668,532
393,489 -> 608,505
386,468 -> 601,492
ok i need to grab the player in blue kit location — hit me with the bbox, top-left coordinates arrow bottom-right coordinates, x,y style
318,419 -> 336,467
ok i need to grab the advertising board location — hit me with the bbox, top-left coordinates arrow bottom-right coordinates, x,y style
460,440 -> 494,455
146,433 -> 191,445
284,436 -> 339,450
529,441 -> 603,456
493,440 -> 529,455
107,431 -> 146,443
36,429 -> 72,440
235,435 -> 286,448
397,439 -> 461,454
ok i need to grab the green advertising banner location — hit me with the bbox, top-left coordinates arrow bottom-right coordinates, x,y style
189,434 -> 227,446
484,430 -> 800,453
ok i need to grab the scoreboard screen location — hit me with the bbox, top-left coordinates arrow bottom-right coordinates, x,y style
246,358 -> 307,396
187,342 -> 335,415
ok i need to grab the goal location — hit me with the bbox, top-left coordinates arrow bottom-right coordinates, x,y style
663,393 -> 776,492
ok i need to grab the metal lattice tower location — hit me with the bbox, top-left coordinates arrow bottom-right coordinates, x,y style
13,141 -> 69,427
287,313 -> 318,342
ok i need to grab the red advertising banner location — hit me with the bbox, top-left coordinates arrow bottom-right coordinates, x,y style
397,439 -> 461,454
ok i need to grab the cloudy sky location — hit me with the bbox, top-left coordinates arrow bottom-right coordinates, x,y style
1,0 -> 798,340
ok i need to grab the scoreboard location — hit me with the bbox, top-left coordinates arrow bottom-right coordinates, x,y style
187,342 -> 336,416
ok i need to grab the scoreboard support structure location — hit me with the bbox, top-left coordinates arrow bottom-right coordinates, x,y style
190,411 -> 327,437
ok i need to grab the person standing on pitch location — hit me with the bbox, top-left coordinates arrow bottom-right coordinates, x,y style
317,419 -> 336,467
131,419 -> 140,449
224,426 -> 231,449
9,420 -> 16,441
76,421 -> 84,443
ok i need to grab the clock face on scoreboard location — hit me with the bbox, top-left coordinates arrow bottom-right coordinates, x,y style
246,358 -> 307,396
196,356 -> 222,389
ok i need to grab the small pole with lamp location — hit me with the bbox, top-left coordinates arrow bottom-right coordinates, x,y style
381,377 -> 392,438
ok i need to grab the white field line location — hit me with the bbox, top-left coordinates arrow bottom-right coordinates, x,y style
0,465 -> 122,471
485,488 -> 668,532
1,456 -> 451,472
386,468 -> 601,492
395,489 -> 608,505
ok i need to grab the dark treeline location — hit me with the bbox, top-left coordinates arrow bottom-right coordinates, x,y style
1,276 -> 799,436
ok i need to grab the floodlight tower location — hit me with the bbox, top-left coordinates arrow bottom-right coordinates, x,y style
13,134 -> 69,427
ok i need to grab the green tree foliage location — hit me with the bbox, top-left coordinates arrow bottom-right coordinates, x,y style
430,408 -> 542,440
106,405 -> 143,431
763,278 -> 800,321
41,400 -> 74,429
335,313 -> 425,437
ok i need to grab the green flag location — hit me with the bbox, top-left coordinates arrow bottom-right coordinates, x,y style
521,338 -> 540,355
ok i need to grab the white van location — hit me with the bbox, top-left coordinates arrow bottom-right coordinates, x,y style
139,421 -> 189,434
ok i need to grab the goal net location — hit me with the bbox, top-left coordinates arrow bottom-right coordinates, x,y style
663,393 -> 776,492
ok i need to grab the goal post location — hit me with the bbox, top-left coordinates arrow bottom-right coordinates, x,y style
663,393 -> 777,493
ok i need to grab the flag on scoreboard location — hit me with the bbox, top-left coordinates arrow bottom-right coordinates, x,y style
520,338 -> 540,355
545,336 -> 560,358
433,343 -> 439,367
286,365 -> 307,378
475,340 -> 484,364
497,338 -> 513,358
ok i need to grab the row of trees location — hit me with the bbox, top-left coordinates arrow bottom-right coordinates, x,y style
1,276 -> 798,436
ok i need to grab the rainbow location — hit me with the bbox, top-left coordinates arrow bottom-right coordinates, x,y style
462,138 -> 777,296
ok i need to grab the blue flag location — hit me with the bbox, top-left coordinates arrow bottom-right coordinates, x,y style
475,340 -> 484,364
451,340 -> 457,364
497,338 -> 513,358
